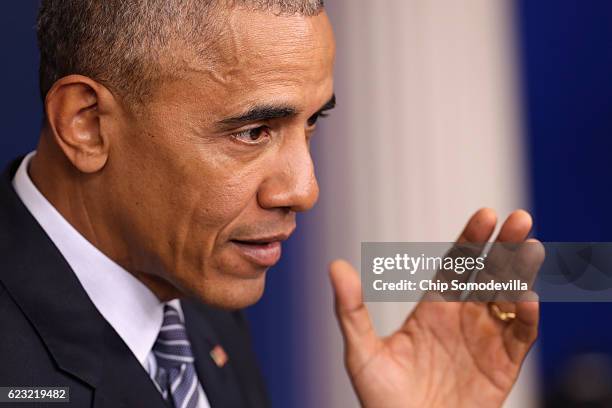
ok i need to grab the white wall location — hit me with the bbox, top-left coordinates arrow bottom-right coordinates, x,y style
302,1 -> 537,406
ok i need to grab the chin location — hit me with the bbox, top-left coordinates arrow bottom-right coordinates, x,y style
188,272 -> 268,310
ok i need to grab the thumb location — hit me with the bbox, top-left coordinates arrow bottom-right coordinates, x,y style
329,259 -> 378,361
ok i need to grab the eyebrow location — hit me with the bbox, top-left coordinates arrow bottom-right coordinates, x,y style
317,94 -> 336,114
217,93 -> 336,128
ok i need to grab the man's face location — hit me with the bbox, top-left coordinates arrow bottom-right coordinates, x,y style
104,9 -> 335,308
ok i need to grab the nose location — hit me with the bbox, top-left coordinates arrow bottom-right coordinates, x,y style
257,136 -> 319,213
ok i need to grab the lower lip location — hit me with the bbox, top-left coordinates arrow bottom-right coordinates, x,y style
231,241 -> 282,267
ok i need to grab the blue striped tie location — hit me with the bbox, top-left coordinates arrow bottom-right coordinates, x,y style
153,304 -> 200,408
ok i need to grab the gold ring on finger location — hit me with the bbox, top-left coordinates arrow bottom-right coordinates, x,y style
489,303 -> 516,322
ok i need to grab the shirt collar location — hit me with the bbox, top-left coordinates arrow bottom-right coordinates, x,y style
12,151 -> 165,367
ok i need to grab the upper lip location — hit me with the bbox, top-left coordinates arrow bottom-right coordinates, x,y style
230,229 -> 295,244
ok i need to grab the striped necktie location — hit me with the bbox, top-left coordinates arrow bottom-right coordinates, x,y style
153,304 -> 201,408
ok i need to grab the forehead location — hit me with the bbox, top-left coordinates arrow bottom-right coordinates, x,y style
161,8 -> 335,118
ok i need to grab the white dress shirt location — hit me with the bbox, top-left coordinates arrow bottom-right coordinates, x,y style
12,151 -> 210,408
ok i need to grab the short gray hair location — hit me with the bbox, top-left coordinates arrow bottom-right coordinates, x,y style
36,0 -> 324,107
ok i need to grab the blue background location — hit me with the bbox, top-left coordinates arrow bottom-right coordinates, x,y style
0,3 -> 41,159
516,0 -> 612,399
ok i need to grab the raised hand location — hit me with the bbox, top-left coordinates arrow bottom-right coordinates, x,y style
330,209 -> 544,408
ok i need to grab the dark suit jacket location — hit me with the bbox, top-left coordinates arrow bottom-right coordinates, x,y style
0,158 -> 270,407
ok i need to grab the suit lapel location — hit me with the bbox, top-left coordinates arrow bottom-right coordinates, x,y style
0,158 -> 168,408
182,299 -> 247,407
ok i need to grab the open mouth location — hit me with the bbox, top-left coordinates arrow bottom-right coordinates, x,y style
230,239 -> 283,267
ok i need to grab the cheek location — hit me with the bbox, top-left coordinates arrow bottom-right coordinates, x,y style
187,177 -> 253,230
175,169 -> 264,280
115,116 -> 266,269
168,154 -> 263,245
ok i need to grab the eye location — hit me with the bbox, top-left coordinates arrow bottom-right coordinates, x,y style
307,111 -> 330,128
231,126 -> 271,145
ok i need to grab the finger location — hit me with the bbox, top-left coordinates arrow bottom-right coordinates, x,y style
490,240 -> 545,328
493,209 -> 532,243
511,238 -> 545,287
429,208 -> 497,301
496,238 -> 545,300
456,207 -> 498,244
503,292 -> 539,363
485,210 -> 534,274
467,210 -> 534,301
329,259 -> 378,356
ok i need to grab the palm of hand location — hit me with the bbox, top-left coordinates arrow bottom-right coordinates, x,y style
348,302 -> 531,408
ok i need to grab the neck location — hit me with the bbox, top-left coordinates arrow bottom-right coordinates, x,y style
28,129 -> 182,302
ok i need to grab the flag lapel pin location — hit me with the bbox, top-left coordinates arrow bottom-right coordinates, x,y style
210,344 -> 228,368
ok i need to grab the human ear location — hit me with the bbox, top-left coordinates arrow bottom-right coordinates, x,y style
44,75 -> 116,173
